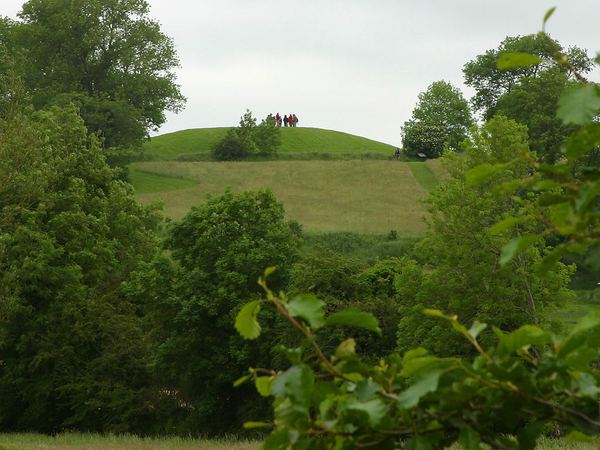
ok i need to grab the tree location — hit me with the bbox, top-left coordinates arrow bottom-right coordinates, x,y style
396,116 -> 575,356
135,190 -> 300,434
401,81 -> 472,158
0,105 -> 164,433
6,0 -> 185,153
213,110 -> 281,160
463,34 -> 591,119
463,34 -> 592,163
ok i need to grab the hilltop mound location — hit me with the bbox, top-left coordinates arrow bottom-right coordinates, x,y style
143,127 -> 397,160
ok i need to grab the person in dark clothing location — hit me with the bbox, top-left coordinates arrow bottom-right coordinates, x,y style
394,148 -> 401,159
283,115 -> 289,127
275,112 -> 281,126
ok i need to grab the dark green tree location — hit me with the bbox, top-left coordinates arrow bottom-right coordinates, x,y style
136,190 -> 300,434
0,105 -> 164,433
402,81 -> 473,158
5,0 -> 185,154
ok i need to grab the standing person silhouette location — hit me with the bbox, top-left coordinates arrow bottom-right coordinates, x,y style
283,115 -> 289,127
275,112 -> 281,126
293,114 -> 298,127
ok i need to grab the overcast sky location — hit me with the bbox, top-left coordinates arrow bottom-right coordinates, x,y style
3,0 -> 600,146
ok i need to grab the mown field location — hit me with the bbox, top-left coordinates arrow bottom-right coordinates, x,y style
0,433 -> 597,450
143,127 -> 397,160
130,160 -> 433,234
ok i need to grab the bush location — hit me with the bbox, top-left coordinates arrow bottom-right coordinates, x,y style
212,110 -> 280,160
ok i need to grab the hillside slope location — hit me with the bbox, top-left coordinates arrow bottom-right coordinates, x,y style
131,160 -> 431,234
143,127 -> 397,160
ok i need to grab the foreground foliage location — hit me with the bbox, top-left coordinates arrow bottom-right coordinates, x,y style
237,277 -> 600,450
235,19 -> 600,450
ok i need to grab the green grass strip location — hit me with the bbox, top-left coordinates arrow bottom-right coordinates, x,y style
406,162 -> 439,191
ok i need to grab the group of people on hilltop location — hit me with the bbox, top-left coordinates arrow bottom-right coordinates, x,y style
273,112 -> 299,127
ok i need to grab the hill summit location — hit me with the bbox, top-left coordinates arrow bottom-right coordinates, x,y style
143,127 -> 397,160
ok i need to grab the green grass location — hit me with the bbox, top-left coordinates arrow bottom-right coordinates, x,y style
131,160 -> 430,233
129,167 -> 197,193
0,433 -> 258,450
406,162 -> 439,191
0,433 -> 596,450
425,158 -> 448,182
142,127 -> 397,161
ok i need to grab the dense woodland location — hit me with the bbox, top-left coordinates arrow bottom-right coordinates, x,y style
0,1 -> 599,449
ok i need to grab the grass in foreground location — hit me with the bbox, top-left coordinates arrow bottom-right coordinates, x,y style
143,127 -> 397,160
0,434 -> 597,450
0,433 -> 258,450
131,160 -> 430,234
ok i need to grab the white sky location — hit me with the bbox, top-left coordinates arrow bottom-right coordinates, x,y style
2,0 -> 600,146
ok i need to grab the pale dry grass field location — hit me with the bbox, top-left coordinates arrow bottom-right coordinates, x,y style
131,160 -> 429,234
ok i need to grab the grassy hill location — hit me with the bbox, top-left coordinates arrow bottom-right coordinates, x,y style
143,127 -> 398,160
131,160 -> 434,234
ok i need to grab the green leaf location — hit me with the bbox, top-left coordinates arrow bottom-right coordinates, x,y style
406,434 -> 436,450
489,216 -> 531,235
233,374 -> 250,387
401,348 -> 442,377
575,183 -> 600,213
497,52 -> 542,69
538,193 -> 570,207
497,325 -> 551,356
468,321 -> 487,339
459,427 -> 482,450
334,338 -> 356,360
466,162 -> 507,186
261,429 -> 290,450
557,84 -> 600,125
255,376 -> 273,397
354,379 -> 381,402
235,300 -> 263,340
397,369 -> 443,409
286,294 -> 325,329
499,235 -> 539,265
271,365 -> 314,407
542,7 -> 556,28
345,398 -> 387,427
243,421 -> 272,429
264,266 -> 277,277
325,310 -> 381,335
517,421 -> 544,450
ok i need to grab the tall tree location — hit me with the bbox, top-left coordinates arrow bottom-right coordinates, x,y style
130,190 -> 300,434
7,0 -> 185,153
401,81 -> 473,158
396,116 -> 574,356
463,34 -> 592,162
0,105 -> 164,432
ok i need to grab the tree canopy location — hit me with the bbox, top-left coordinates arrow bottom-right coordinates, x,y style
402,81 -> 472,158
463,34 -> 592,162
4,0 -> 185,153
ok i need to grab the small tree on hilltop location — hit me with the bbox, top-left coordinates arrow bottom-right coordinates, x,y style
402,81 -> 473,158
213,109 -> 280,160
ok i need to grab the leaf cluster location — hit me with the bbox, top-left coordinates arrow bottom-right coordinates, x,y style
236,273 -> 600,450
